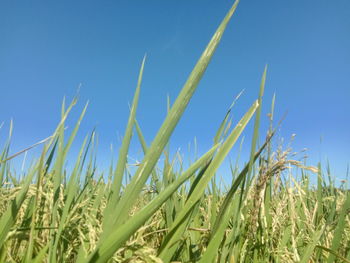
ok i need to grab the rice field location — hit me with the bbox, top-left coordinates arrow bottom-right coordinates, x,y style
1,1 -> 349,262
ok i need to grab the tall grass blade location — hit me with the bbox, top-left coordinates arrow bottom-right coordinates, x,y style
300,226 -> 325,263
110,0 -> 240,228
83,144 -> 219,263
101,56 -> 146,233
243,65 -> 267,195
135,120 -> 161,193
111,55 -> 146,199
327,190 -> 350,263
158,100 -> 258,262
0,165 -> 37,248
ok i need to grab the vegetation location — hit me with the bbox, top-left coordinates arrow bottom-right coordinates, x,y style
0,1 -> 349,262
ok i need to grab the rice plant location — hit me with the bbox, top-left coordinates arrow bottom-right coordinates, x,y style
0,0 -> 349,262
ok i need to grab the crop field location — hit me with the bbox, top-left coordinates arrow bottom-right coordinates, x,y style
0,1 -> 349,262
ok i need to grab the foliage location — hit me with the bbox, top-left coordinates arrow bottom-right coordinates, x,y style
0,1 -> 349,262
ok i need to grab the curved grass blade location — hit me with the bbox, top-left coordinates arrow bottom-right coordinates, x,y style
242,65 -> 267,198
110,0 -> 241,229
0,165 -> 37,248
102,55 -> 146,232
0,135 -> 52,164
82,144 -> 219,263
62,101 -> 89,160
24,145 -> 48,262
50,135 -> 89,260
111,55 -> 146,199
211,130 -> 274,235
214,89 -> 244,144
327,190 -> 350,263
29,243 -> 49,263
0,121 -> 13,185
318,245 -> 350,263
199,132 -> 274,263
158,100 -> 258,262
135,120 -> 161,194
300,226 -> 325,263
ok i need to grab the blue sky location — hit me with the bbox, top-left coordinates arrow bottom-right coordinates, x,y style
0,0 -> 349,182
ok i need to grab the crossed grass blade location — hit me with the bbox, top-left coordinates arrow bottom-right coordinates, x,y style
101,56 -> 146,234
158,100 -> 258,262
82,144 -> 219,263
24,144 -> 48,262
0,97 -> 77,254
111,55 -> 146,200
0,165 -> 37,249
300,226 -> 326,263
50,134 -> 90,261
318,245 -> 350,263
0,120 -> 13,185
109,0 -> 240,230
135,120 -> 161,194
201,131 -> 275,263
48,98 -> 88,262
241,65 -> 267,201
327,189 -> 350,263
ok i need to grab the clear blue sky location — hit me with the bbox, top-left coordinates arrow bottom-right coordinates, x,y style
1,0 -> 349,182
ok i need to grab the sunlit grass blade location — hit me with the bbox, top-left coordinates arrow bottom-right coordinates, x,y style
0,135 -> 52,164
211,130 -> 274,235
243,65 -> 267,196
24,145 -> 48,262
63,101 -> 89,160
110,0 -> 240,229
300,226 -> 325,263
158,100 -> 258,262
111,55 -> 146,199
213,90 -> 243,144
0,165 -> 37,248
50,135 -> 89,260
318,245 -> 350,263
317,162 -> 323,225
102,56 -> 146,233
0,120 -> 13,185
47,96 -> 80,261
327,190 -> 350,263
201,132 -> 274,263
83,144 -> 219,263
135,120 -> 161,193
264,92 -> 276,229
29,244 -> 49,263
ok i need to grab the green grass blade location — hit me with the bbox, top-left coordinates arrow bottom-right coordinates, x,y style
62,101 -> 89,160
327,190 -> 350,263
83,144 -> 219,263
29,244 -> 49,263
200,132 -> 274,263
110,0 -> 240,228
51,135 -> 89,258
210,130 -> 274,235
101,56 -> 146,233
300,226 -> 325,263
244,65 -> 267,193
158,100 -> 258,262
316,162 -> 323,225
24,145 -> 48,262
199,197 -> 235,263
213,90 -> 243,144
48,97 -> 79,262
0,121 -> 13,185
318,245 -> 350,263
111,55 -> 146,199
135,120 -> 161,193
0,165 -> 37,248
